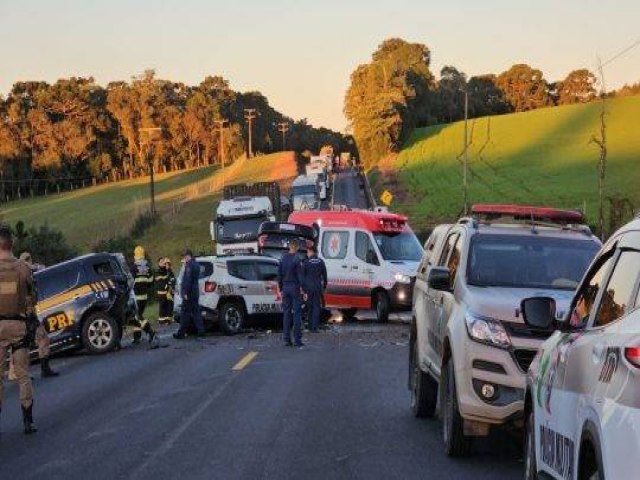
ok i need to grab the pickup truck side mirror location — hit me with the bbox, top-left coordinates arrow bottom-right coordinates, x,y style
521,297 -> 556,330
427,267 -> 451,291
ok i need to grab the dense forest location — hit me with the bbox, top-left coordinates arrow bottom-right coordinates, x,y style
344,38 -> 636,166
0,70 -> 351,202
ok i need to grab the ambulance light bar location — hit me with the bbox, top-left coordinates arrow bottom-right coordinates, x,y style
471,204 -> 584,224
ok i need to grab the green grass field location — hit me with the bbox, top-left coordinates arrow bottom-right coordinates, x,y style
380,96 -> 640,231
0,166 -> 217,249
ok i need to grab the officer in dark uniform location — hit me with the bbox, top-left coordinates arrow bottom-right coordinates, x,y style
0,224 -> 37,434
173,249 -> 204,339
302,244 -> 327,332
278,240 -> 304,347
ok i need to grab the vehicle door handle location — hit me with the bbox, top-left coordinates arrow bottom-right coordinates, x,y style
238,285 -> 248,290
352,265 -> 359,270
341,265 -> 348,269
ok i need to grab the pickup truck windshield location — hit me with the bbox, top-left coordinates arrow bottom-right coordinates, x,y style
373,231 -> 423,262
219,216 -> 266,243
467,234 -> 599,290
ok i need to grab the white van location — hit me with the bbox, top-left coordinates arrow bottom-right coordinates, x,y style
289,209 -> 423,322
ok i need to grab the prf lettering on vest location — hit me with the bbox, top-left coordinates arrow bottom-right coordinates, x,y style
46,312 -> 73,332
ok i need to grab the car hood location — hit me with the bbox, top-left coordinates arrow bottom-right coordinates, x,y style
465,285 -> 574,323
388,260 -> 420,277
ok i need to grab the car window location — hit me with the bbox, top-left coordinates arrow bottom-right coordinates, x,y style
322,231 -> 348,260
37,268 -> 80,300
228,261 -> 258,281
438,233 -> 459,267
256,262 -> 279,281
592,250 -> 640,328
197,261 -> 213,279
92,261 -> 114,276
569,254 -> 614,329
355,231 -> 379,266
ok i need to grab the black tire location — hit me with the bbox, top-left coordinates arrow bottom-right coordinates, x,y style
441,360 -> 471,457
409,329 -> 437,418
374,291 -> 390,323
579,429 -> 604,480
340,308 -> 358,322
82,312 -> 120,354
219,302 -> 245,335
524,410 -> 538,480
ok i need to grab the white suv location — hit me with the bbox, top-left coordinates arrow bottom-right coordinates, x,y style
409,205 -> 601,456
174,255 -> 282,335
522,216 -> 640,480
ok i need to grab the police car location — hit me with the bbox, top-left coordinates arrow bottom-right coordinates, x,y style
35,253 -> 137,355
522,216 -> 640,480
289,209 -> 423,322
174,254 -> 282,335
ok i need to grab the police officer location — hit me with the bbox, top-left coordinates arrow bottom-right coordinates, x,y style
278,240 -> 304,347
130,246 -> 156,344
173,249 -> 204,339
0,224 -> 37,434
19,252 -> 58,378
302,244 -> 327,332
155,257 -> 175,325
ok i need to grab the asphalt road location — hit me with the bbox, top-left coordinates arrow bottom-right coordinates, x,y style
331,169 -> 371,210
0,322 -> 522,480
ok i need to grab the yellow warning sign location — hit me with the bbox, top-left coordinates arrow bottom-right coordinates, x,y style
380,190 -> 393,206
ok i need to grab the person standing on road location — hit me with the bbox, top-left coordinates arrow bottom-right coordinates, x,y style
19,252 -> 58,378
173,249 -> 204,339
0,225 -> 37,434
278,240 -> 304,347
155,257 -> 175,325
130,246 -> 156,344
302,245 -> 327,332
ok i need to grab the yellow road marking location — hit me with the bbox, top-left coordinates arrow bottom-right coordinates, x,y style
232,351 -> 258,371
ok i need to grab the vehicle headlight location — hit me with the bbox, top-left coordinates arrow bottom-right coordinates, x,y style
465,313 -> 511,349
394,273 -> 411,284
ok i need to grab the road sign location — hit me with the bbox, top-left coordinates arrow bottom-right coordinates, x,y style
380,190 -> 393,206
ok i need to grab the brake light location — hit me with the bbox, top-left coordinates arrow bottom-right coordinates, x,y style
204,281 -> 217,293
624,347 -> 640,368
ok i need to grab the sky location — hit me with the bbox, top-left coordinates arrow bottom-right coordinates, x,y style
1,0 -> 639,132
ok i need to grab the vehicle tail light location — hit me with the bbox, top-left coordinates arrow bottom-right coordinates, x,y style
204,281 -> 217,293
624,347 -> 640,368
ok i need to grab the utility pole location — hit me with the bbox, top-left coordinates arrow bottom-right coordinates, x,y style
139,127 -> 162,216
243,108 -> 257,158
277,122 -> 289,151
461,88 -> 469,215
214,119 -> 229,188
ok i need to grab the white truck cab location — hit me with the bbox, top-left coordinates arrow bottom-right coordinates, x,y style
210,196 -> 274,255
291,175 -> 321,210
289,209 -> 423,322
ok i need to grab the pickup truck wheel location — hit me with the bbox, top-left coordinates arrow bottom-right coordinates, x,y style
524,410 -> 537,480
441,360 -> 471,457
82,312 -> 120,354
374,291 -> 390,323
410,331 -> 437,418
219,302 -> 245,335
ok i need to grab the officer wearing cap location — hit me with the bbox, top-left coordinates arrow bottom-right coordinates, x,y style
278,240 -> 304,347
19,252 -> 58,377
302,244 -> 327,332
0,224 -> 37,434
173,249 -> 204,339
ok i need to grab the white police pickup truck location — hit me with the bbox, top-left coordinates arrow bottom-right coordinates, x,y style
174,254 -> 282,335
522,216 -> 640,480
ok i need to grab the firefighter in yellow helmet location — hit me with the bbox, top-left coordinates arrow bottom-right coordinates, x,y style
130,246 -> 156,344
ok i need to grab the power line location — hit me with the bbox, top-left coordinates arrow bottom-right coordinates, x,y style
601,38 -> 640,69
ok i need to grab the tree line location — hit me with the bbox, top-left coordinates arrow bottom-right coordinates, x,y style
344,38 -> 618,165
0,70 -> 351,202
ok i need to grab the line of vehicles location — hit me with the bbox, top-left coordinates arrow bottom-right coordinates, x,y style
409,204 -> 640,480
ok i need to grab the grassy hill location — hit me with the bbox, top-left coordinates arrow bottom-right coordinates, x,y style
0,151 -> 298,261
373,96 -> 640,233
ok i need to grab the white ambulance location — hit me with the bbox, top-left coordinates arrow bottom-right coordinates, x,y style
289,209 -> 423,322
